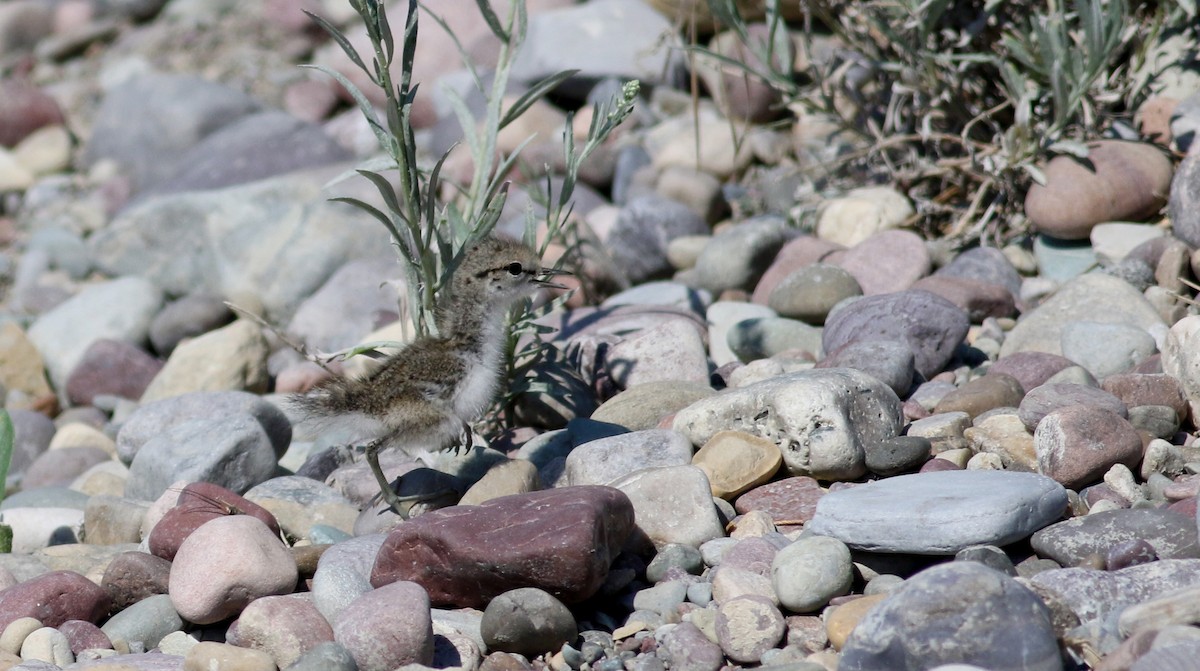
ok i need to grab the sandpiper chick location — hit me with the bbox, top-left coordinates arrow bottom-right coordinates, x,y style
294,236 -> 566,514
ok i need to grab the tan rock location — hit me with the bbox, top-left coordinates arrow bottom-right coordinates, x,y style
964,412 -> 1037,471
825,594 -> 888,650
49,423 -> 116,458
693,430 -> 782,499
816,187 -> 913,247
0,322 -> 53,399
139,319 -> 269,403
459,458 -> 542,506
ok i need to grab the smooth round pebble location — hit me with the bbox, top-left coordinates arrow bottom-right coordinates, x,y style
714,595 -> 785,664
692,430 -> 782,498
771,535 -> 853,612
481,588 -> 578,657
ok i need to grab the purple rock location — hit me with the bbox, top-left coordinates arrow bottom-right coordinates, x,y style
0,570 -> 111,631
371,486 -> 635,607
65,338 -> 163,406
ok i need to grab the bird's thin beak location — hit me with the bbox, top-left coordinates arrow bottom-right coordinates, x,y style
534,267 -> 572,290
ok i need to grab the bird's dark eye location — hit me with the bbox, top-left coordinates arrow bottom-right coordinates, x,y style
506,262 -> 524,276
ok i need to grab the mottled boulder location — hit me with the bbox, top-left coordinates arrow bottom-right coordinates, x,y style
822,290 -> 970,379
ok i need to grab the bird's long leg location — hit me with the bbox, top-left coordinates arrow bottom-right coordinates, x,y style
363,435 -> 405,516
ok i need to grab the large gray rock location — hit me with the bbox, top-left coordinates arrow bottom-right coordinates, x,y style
125,414 -> 280,500
604,196 -> 708,285
564,429 -> 694,487
27,276 -> 163,391
807,470 -> 1068,554
115,390 -> 291,465
286,257 -> 403,353
673,368 -> 903,481
1000,273 -> 1165,357
691,217 -> 788,294
840,562 -> 1062,671
82,73 -> 261,192
87,165 -> 393,322
614,465 -> 725,550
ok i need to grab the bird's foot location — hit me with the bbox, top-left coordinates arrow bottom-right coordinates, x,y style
363,437 -> 407,517
448,420 -> 474,457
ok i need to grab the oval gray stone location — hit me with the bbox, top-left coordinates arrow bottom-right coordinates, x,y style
807,470 -> 1068,554
1030,508 -> 1200,567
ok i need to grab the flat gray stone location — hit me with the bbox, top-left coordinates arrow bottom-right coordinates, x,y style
1030,508 -> 1200,566
807,470 -> 1068,554
1030,558 -> 1200,623
124,415 -> 279,500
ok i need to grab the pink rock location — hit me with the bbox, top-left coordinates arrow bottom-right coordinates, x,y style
751,236 -> 844,305
283,79 -> 339,124
1026,140 -> 1172,240
0,570 -> 110,631
834,229 -> 931,295
371,486 -> 635,607
168,515 -> 298,625
1101,374 -> 1189,422
334,581 -> 433,670
229,594 -> 334,669
1034,406 -> 1143,490
149,482 -> 280,562
988,352 -> 1075,393
0,79 -> 64,148
22,446 -> 110,488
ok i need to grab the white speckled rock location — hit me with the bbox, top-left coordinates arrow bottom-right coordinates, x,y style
673,368 -> 903,481
771,535 -> 853,612
565,429 -> 694,487
614,465 -> 725,550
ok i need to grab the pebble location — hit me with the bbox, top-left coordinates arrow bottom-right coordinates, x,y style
100,551 -> 172,611
100,594 -> 181,650
311,533 -> 386,624
167,515 -> 298,625
1060,320 -> 1158,379
459,459 -> 542,506
228,594 -> 334,668
935,246 -> 1023,298
909,275 -> 1016,321
1031,508 -> 1199,566
147,293 -> 235,356
243,475 -> 357,539
564,429 -> 694,487
287,641 -> 359,671
767,263 -> 862,324
0,570 -> 109,632
822,289 -> 970,379
771,535 -> 853,613
481,588 -> 577,657
658,622 -> 723,671
646,544 -> 704,583
934,373 -> 1025,419
23,446 -> 110,488
125,413 -> 280,500
84,495 -> 149,545
673,368 -> 904,481
605,317 -> 710,388
0,322 -> 54,402
604,195 -> 709,285
371,486 -> 634,607
589,381 -> 716,433
727,316 -> 823,361
752,236 -> 845,305
1025,140 -> 1172,239
26,276 -> 163,390
1030,558 -> 1200,623
692,430 -> 782,499
808,470 -> 1068,553
690,217 -> 788,294
734,476 -> 824,526
840,562 -> 1060,670
1102,373 -> 1189,419
20,626 -> 73,667
864,435 -> 932,476
1033,405 -> 1143,489
615,465 -> 725,551
834,229 -> 931,295
138,318 -> 270,402
706,301 -> 776,367
2,506 -> 83,553
816,339 -> 915,397
57,619 -> 111,654
333,580 -> 434,670
715,595 -> 785,664
1001,272 -> 1165,357
816,187 -> 914,247
1018,382 -> 1128,431
825,594 -> 887,650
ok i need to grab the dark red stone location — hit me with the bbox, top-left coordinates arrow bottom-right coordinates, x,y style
1101,374 -> 1189,422
920,458 -> 962,473
0,571 -> 110,631
370,485 -> 635,607
100,551 -> 172,611
148,482 -> 281,561
734,476 -> 823,524
0,79 -> 63,148
65,338 -> 164,406
57,620 -> 113,653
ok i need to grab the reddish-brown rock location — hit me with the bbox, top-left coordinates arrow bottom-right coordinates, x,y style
0,79 -> 64,148
1018,383 -> 1128,432
370,486 -> 635,607
1034,406 -> 1144,489
57,620 -> 113,654
0,571 -> 110,631
65,338 -> 163,406
1101,373 -> 1189,423
148,482 -> 280,561
733,476 -> 824,526
101,551 -> 172,611
988,352 -> 1075,392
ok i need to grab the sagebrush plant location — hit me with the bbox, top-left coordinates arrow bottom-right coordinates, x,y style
694,0 -> 1193,245
307,0 -> 637,436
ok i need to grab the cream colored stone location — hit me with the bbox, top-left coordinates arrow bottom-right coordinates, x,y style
0,322 -> 53,399
12,125 -> 71,176
50,423 -> 117,457
964,412 -> 1037,471
459,458 -> 541,506
139,319 -> 269,402
816,187 -> 914,247
693,430 -> 782,499
825,594 -> 888,650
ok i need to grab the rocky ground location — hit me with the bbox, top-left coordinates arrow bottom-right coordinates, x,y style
1,0 -> 1200,670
